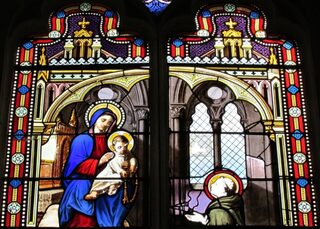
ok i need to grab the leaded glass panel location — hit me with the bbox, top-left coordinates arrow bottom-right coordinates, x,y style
189,103 -> 214,184
221,103 -> 246,187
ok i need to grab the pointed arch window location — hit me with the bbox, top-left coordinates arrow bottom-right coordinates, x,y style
189,103 -> 214,184
188,101 -> 247,187
221,103 -> 246,186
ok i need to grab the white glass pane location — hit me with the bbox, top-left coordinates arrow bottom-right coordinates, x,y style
189,103 -> 213,184
221,103 -> 247,187
190,103 -> 212,132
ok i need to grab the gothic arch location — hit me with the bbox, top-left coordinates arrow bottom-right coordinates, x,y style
43,69 -> 149,126
169,67 -> 274,123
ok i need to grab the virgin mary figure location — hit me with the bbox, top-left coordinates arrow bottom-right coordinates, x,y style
59,102 -> 134,227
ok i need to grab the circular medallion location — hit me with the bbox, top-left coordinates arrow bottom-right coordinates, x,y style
80,2 -> 91,12
11,153 -> 25,165
298,201 -> 311,213
289,107 -> 301,117
98,88 -> 114,100
15,107 -> 28,118
293,153 -> 306,164
7,202 -> 20,214
207,86 -> 223,100
224,4 -> 236,12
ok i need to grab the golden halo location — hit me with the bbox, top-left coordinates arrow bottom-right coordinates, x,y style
204,169 -> 243,200
107,130 -> 134,152
85,100 -> 125,128
207,173 -> 240,193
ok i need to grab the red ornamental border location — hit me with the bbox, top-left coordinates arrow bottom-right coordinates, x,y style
281,43 -> 315,226
4,44 -> 36,227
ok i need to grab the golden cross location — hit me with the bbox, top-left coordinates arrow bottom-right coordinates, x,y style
78,17 -> 90,29
225,18 -> 237,29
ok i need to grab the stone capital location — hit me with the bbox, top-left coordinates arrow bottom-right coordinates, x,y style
170,105 -> 186,118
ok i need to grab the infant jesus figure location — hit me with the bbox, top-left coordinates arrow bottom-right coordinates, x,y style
85,132 -> 137,200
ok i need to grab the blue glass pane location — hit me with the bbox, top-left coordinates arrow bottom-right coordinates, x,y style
297,178 -> 308,188
143,0 -> 172,15
10,180 -> 22,188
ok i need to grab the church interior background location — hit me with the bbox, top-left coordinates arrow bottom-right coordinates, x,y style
0,0 -> 319,228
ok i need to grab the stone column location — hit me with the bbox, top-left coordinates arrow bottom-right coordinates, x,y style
212,120 -> 222,168
132,107 -> 149,223
135,107 -> 149,177
169,105 -> 186,176
169,104 -> 187,215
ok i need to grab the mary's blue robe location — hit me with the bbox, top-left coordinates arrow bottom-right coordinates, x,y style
59,108 -> 132,227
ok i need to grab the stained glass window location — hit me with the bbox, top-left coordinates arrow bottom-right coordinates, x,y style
0,1 -> 318,228
168,3 -> 317,227
1,2 -> 149,227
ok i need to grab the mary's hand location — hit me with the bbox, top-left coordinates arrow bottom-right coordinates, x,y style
98,152 -> 114,165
